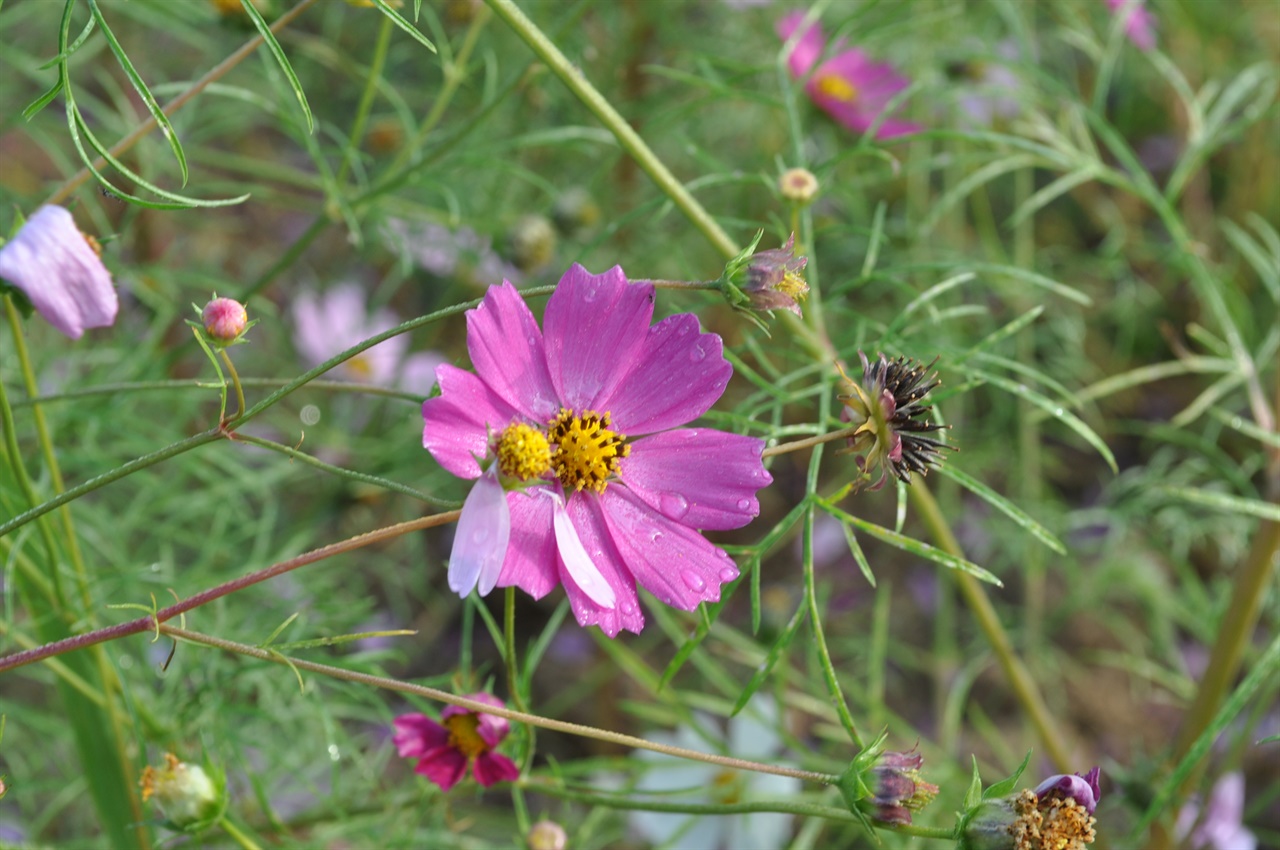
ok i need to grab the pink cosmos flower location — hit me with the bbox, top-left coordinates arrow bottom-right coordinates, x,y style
1176,773 -> 1257,850
1105,0 -> 1156,51
422,264 -> 771,636
0,206 -> 117,339
393,694 -> 520,791
291,283 -> 443,391
777,12 -> 920,140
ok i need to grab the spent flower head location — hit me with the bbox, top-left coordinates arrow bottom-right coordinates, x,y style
960,767 -> 1101,850
422,264 -> 771,636
140,753 -> 226,832
838,352 -> 951,490
777,11 -> 920,139
720,231 -> 809,321
0,205 -> 117,339
393,694 -> 519,791
837,739 -> 939,826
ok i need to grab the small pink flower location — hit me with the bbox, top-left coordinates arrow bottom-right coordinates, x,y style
1104,0 -> 1156,51
393,694 -> 520,791
291,284 -> 443,391
777,12 -> 920,139
1176,773 -> 1256,850
423,264 -> 772,636
0,206 -> 117,339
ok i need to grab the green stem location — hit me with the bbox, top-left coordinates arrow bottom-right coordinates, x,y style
761,424 -> 862,458
219,816 -> 265,850
15,377 -> 423,406
4,298 -> 93,611
484,0 -> 738,260
909,481 -> 1072,771
218,348 -> 246,421
333,12 -> 394,188
163,624 -> 837,786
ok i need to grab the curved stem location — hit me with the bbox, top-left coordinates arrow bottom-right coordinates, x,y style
162,624 -> 837,786
219,816 -> 265,850
762,424 -> 861,459
218,348 -> 246,420
0,510 -> 460,676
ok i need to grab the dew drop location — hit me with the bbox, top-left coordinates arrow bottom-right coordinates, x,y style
620,600 -> 638,615
689,345 -> 706,362
583,283 -> 600,302
659,492 -> 690,518
681,570 -> 707,592
719,567 -> 739,582
1052,407 -> 1064,417
527,335 -> 538,348
469,526 -> 490,544
327,743 -> 341,761
736,498 -> 752,511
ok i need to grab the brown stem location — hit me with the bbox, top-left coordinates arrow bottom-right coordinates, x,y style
0,510 -> 459,676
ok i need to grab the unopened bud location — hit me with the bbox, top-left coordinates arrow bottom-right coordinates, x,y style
779,167 -> 819,205
201,297 -> 248,343
527,818 -> 568,850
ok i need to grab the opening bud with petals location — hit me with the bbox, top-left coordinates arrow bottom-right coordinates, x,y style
719,230 -> 809,323
140,753 -> 227,833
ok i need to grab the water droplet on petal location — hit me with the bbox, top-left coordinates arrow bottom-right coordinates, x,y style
719,567 -> 739,582
620,600 -> 638,616
583,283 -> 600,302
681,570 -> 707,592
736,498 -> 752,511
659,492 -> 689,518
527,335 -> 538,348
689,345 -> 706,362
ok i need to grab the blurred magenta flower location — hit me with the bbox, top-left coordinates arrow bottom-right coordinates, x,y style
1176,773 -> 1256,850
291,283 -> 442,391
422,264 -> 771,636
393,694 -> 519,791
1105,0 -> 1156,51
0,206 -> 117,339
777,11 -> 920,139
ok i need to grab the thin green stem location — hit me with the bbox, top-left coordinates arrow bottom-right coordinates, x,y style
909,482 -> 1072,771
218,348 -> 246,421
4,298 -> 93,611
219,816 -> 265,850
504,587 -> 524,711
333,12 -> 394,188
162,624 -> 837,786
14,377 -> 423,407
485,0 -> 738,260
761,424 -> 861,459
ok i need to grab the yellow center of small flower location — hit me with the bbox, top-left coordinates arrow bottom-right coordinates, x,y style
711,770 -> 744,805
496,422 -> 552,481
1009,791 -> 1097,850
816,74 -> 858,103
346,355 -> 374,380
444,713 -> 490,759
547,408 -> 629,493
779,270 -> 808,301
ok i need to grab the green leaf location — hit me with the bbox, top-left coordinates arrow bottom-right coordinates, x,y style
239,0 -> 314,134
1154,485 -> 1280,523
731,600 -> 806,715
87,0 -> 189,185
936,465 -> 1067,555
369,0 -> 438,54
970,367 -> 1118,473
840,520 -> 876,587
822,504 -> 1003,586
21,79 -> 64,120
983,751 -> 1032,800
963,756 -> 984,810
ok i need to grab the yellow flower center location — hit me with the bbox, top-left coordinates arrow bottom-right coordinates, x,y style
444,713 -> 490,759
711,770 -> 745,805
496,422 -> 552,481
547,408 -> 629,493
815,74 -> 858,103
1009,791 -> 1097,850
780,270 -> 808,301
346,354 -> 374,380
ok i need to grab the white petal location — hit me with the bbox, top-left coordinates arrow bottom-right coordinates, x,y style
552,499 -> 616,609
448,471 -> 510,597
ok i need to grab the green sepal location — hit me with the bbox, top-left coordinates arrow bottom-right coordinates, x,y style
983,751 -> 1031,800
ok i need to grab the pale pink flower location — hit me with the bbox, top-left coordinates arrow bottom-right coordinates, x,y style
1176,773 -> 1256,850
777,12 -> 920,139
0,206 -> 116,339
422,265 -> 771,636
1105,0 -> 1156,51
291,284 -> 442,391
393,694 -> 520,791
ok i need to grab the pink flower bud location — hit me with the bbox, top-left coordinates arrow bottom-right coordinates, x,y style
201,297 -> 248,343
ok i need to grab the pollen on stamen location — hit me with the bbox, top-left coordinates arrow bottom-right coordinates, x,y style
548,408 -> 629,493
495,422 -> 552,481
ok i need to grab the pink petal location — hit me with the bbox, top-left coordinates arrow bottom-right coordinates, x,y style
466,281 -> 560,422
415,748 -> 469,791
497,489 -> 561,599
558,495 -> 643,637
620,429 -> 771,530
0,206 -> 116,339
393,714 -> 448,758
542,264 -> 654,412
448,470 -> 511,597
776,11 -> 824,78
599,487 -> 739,611
554,496 -> 617,609
422,364 -> 521,479
472,753 -> 520,787
597,314 -> 731,435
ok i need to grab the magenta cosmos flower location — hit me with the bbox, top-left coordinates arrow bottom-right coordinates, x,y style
0,206 -> 117,339
422,264 -> 771,637
1104,0 -> 1156,51
393,694 -> 520,791
777,12 -> 920,140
